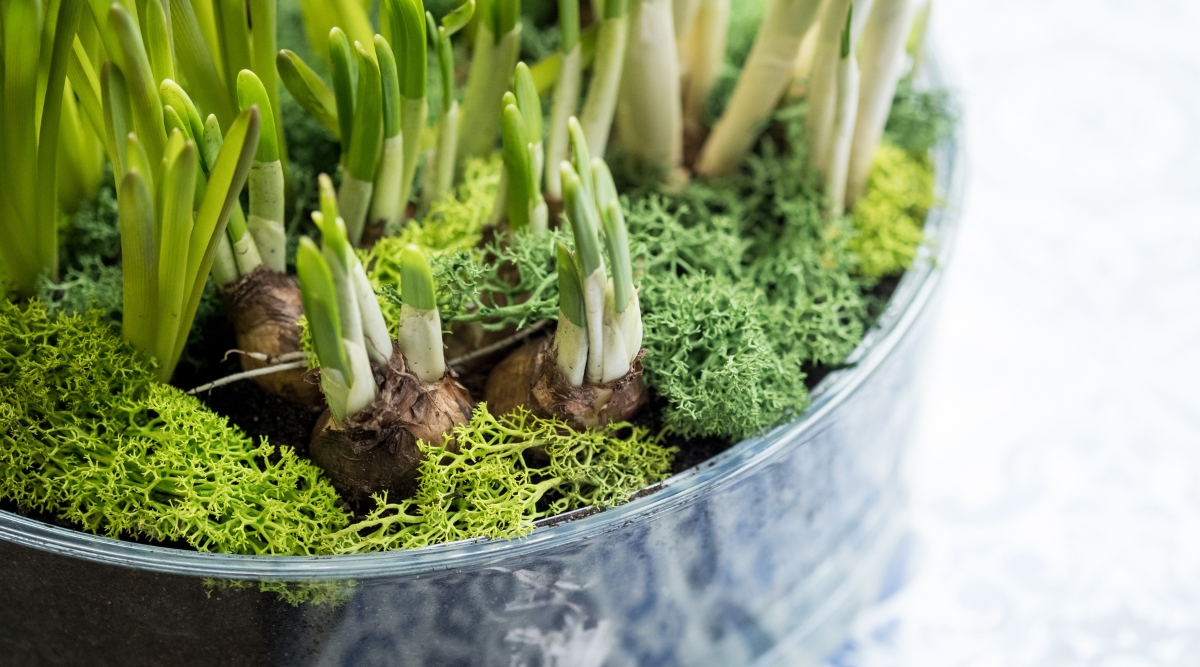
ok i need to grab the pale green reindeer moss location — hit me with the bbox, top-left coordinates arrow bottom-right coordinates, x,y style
0,300 -> 349,555
639,272 -> 810,441
850,142 -> 934,280
328,404 -> 675,553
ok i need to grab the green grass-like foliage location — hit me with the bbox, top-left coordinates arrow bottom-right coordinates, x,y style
851,142 -> 934,280
0,300 -> 349,555
328,404 -> 675,553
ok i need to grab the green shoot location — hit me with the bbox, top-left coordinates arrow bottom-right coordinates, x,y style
214,0 -> 253,105
340,41 -> 383,244
114,106 -> 260,382
101,63 -> 132,175
298,236 -> 377,421
421,0 -> 473,208
160,80 -> 207,164
544,0 -> 582,200
249,0 -> 287,175
297,238 -> 349,382
560,161 -> 606,383
501,101 -> 535,231
554,242 -> 588,386
168,0 -> 237,129
592,160 -> 632,311
117,169 -> 158,356
236,70 -> 280,162
458,0 -> 522,162
328,27 -> 356,155
577,0 -> 627,156
696,0 -> 823,176
154,133 -> 199,371
315,174 -> 393,364
278,49 -> 340,137
399,245 -> 437,312
369,34 -> 405,232
143,0 -> 175,85
382,0 -> 428,217
346,41 -> 384,181
237,69 -> 287,271
109,3 -> 167,173
202,113 -> 261,278
169,107 -> 261,371
397,244 -> 445,382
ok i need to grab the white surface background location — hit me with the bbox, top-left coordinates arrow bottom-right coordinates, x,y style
829,1 -> 1200,664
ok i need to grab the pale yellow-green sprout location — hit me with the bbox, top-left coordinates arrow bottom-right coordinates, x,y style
577,0 -> 627,157
458,0 -> 522,162
421,0 -> 475,209
696,0 -> 823,177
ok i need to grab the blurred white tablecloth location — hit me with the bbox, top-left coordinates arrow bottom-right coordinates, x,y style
828,1 -> 1200,664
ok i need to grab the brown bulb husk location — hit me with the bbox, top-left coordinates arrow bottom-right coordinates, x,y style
484,335 -> 648,431
310,343 -> 474,503
221,267 -> 322,406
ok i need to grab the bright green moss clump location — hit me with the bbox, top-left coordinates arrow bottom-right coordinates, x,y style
0,300 -> 349,555
627,111 -> 864,440
850,142 -> 934,280
328,404 -> 675,553
640,272 -> 809,441
0,301 -> 674,554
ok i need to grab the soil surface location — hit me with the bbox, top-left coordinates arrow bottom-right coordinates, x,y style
172,314 -> 323,458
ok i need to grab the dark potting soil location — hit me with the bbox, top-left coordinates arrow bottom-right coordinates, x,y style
171,313 -> 323,459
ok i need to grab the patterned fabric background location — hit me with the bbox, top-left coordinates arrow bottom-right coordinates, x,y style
828,1 -> 1200,664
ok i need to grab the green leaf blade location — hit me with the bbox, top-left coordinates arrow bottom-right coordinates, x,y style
277,49 -> 340,137
236,69 -> 279,162
297,236 -> 351,380
399,244 -> 437,312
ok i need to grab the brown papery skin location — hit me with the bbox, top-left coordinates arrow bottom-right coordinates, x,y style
222,267 -> 324,403
221,267 -> 323,406
310,342 -> 474,504
484,335 -> 648,431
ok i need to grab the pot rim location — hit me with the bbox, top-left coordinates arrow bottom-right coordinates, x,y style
0,53 -> 966,582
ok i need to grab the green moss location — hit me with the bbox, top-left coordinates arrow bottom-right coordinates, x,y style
0,300 -> 349,555
374,228 -> 565,336
850,142 -> 934,280
0,301 -> 674,556
884,77 -> 957,156
205,578 -> 358,607
640,272 -> 809,441
328,404 -> 675,553
626,195 -> 748,281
